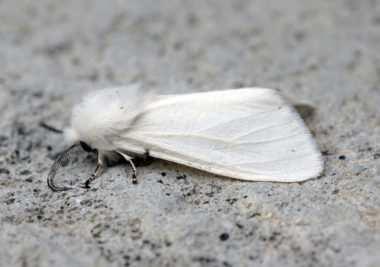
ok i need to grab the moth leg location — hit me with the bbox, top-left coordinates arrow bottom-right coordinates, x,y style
81,152 -> 106,189
117,152 -> 138,184
47,144 -> 77,192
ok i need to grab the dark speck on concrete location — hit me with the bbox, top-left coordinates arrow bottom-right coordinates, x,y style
226,198 -> 238,205
219,233 -> 230,241
20,170 -> 31,175
25,177 -> 33,183
176,174 -> 187,180
193,256 -> 216,264
5,198 -> 15,205
0,168 -> 10,175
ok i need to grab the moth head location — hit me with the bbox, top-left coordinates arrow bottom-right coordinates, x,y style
63,127 -> 80,146
62,127 -> 94,151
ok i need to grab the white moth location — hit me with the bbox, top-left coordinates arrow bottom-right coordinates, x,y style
46,84 -> 323,191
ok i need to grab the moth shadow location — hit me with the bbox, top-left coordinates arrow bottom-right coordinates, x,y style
149,158 -> 251,185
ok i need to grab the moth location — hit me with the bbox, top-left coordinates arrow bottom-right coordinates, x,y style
45,85 -> 323,191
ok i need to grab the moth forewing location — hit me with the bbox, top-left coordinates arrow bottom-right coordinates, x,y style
115,88 -> 323,182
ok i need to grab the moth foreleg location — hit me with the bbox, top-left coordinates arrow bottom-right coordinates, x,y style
81,152 -> 106,189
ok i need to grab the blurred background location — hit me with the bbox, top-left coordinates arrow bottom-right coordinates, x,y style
0,0 -> 379,266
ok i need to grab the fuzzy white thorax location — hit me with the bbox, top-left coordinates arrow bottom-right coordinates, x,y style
67,84 -> 152,151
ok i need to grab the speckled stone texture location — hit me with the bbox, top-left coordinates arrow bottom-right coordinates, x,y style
0,0 -> 379,266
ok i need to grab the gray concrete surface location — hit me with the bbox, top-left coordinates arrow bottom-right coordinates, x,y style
0,0 -> 380,266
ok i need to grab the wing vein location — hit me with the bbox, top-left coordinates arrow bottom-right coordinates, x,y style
133,132 -> 306,147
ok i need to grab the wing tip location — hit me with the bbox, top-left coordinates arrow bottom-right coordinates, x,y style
231,149 -> 325,183
283,155 -> 325,182
272,146 -> 325,183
